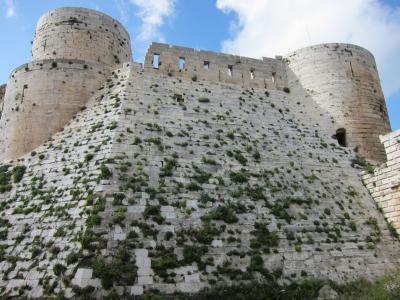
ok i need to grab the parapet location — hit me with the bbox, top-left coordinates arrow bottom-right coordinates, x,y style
31,7 -> 132,67
144,42 -> 287,90
285,43 -> 391,162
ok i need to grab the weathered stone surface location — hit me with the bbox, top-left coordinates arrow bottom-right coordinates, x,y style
363,129 -> 400,231
0,6 -> 398,300
131,285 -> 144,296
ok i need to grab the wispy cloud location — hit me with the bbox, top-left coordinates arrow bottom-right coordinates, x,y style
216,0 -> 400,97
114,0 -> 130,23
5,0 -> 15,18
129,0 -> 175,42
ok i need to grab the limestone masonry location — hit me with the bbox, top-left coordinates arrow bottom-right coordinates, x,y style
363,130 -> 400,230
0,6 -> 399,299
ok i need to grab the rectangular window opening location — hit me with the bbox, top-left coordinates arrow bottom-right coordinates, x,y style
179,57 -> 186,71
152,53 -> 160,69
228,65 -> 233,77
272,72 -> 276,84
204,61 -> 210,70
250,69 -> 255,79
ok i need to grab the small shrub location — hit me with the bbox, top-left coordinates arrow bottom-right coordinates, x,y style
144,205 -> 161,218
248,254 -> 264,272
202,156 -> 217,165
387,221 -> 399,239
145,137 -> 162,146
12,165 -> 26,183
112,208 -> 126,224
86,214 -> 101,227
183,245 -> 207,264
53,263 -> 66,276
250,223 -> 279,250
186,182 -> 202,191
84,153 -> 94,162
198,97 -> 210,103
113,193 -> 126,205
234,151 -> 247,165
66,252 -> 79,265
160,159 -> 177,177
152,253 -> 178,271
206,205 -> 238,224
108,121 -> 118,130
350,221 -> 357,231
99,163 -> 112,180
230,169 -> 249,183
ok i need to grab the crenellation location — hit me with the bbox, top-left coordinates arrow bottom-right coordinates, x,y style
144,42 -> 287,90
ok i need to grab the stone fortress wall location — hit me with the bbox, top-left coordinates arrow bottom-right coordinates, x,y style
285,44 -> 391,163
144,42 -> 288,90
363,130 -> 400,230
0,7 -> 397,222
0,7 -> 399,298
144,42 -> 391,163
0,7 -> 133,160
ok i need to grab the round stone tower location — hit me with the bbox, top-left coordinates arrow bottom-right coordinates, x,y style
0,8 -> 132,160
31,7 -> 131,66
285,43 -> 391,163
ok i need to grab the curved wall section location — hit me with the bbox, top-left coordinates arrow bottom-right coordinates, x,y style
0,60 -> 108,160
31,7 -> 132,66
286,43 -> 391,162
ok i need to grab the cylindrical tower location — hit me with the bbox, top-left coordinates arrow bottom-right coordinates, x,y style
285,43 -> 391,163
31,7 -> 132,66
0,7 -> 133,160
0,60 -> 108,160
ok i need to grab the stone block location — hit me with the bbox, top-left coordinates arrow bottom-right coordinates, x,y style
131,285 -> 144,296
138,275 -> 153,285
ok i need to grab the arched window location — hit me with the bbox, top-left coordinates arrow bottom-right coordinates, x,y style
335,128 -> 347,147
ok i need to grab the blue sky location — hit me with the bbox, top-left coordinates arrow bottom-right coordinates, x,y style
0,0 -> 399,130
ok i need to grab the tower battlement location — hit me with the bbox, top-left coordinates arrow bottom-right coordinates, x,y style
0,8 -> 133,160
31,7 -> 131,66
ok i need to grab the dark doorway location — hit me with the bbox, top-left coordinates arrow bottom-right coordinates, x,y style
335,128 -> 347,147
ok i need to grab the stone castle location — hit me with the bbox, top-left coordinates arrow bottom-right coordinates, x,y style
0,7 -> 399,298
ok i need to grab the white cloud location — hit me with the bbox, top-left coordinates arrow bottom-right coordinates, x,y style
114,0 -> 129,23
5,0 -> 15,17
216,0 -> 400,97
130,0 -> 175,42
